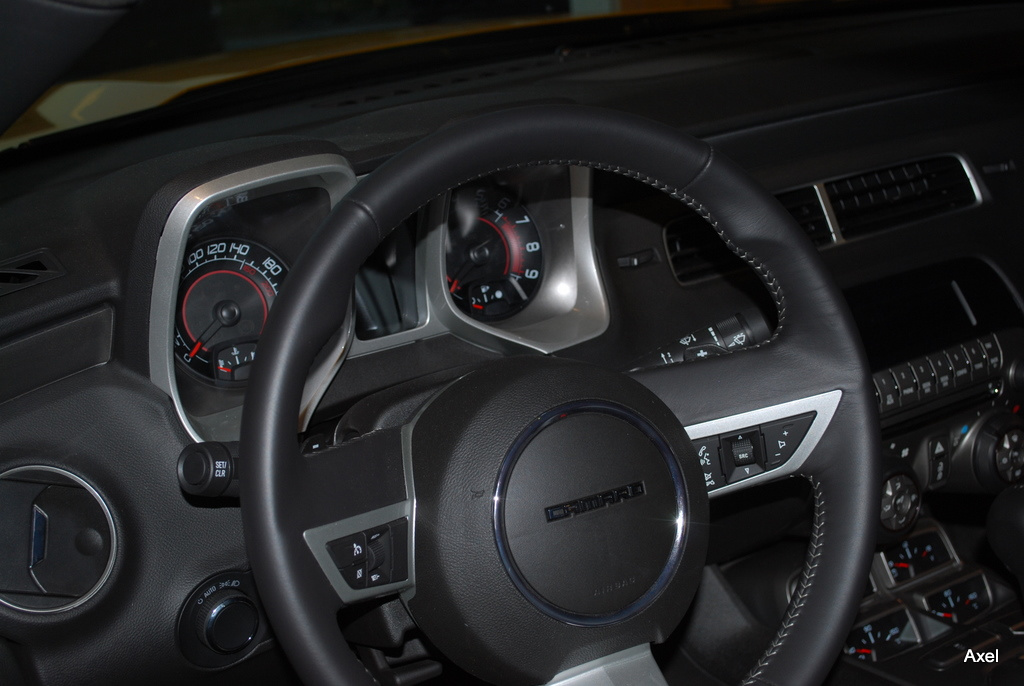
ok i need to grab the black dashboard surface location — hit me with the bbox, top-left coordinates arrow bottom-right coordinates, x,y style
1,4 -> 1024,686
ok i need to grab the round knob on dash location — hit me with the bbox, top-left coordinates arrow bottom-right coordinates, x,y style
194,589 -> 259,654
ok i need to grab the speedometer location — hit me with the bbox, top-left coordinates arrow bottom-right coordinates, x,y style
445,185 -> 544,321
173,238 -> 288,383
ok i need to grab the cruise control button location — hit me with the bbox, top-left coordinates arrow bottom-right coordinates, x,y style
367,568 -> 390,587
761,413 -> 816,469
341,562 -> 368,590
927,353 -> 955,392
692,437 -> 724,491
873,371 -> 901,412
327,532 -> 366,568
365,526 -> 390,572
909,357 -> 937,399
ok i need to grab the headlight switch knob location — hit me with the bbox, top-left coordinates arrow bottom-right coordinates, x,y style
194,588 -> 259,654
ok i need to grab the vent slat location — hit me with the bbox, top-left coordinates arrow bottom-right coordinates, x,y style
664,213 -> 742,283
827,156 -> 975,238
775,187 -> 833,247
0,249 -> 64,297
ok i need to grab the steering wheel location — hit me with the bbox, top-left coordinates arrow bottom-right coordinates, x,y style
239,105 -> 880,686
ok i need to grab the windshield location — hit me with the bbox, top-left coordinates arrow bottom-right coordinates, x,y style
0,0 -> 954,152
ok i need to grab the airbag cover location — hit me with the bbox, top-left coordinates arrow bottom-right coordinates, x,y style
407,356 -> 707,684
498,403 -> 683,622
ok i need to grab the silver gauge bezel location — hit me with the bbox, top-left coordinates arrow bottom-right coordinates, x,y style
148,154 -> 357,441
348,165 -> 609,358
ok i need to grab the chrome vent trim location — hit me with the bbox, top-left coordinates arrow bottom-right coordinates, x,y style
825,155 -> 979,239
775,186 -> 836,247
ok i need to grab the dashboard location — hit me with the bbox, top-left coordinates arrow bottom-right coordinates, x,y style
2,4 -> 1024,686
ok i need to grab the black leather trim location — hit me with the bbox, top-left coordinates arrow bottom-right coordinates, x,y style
240,104 -> 879,686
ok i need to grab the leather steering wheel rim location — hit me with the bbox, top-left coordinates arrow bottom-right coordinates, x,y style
240,104 -> 881,686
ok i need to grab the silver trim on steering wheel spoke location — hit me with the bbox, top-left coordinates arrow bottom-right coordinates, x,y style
301,423 -> 419,605
544,645 -> 668,686
684,389 -> 843,498
303,500 -> 414,604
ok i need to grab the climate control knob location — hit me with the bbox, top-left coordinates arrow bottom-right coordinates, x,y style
974,414 -> 1024,489
193,589 -> 259,654
880,473 -> 919,531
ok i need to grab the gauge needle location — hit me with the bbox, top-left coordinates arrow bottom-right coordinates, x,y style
509,276 -> 528,301
449,237 -> 506,295
189,319 -> 223,357
448,259 -> 478,293
187,300 -> 241,357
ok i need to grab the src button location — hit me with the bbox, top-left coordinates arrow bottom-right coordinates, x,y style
721,428 -> 764,483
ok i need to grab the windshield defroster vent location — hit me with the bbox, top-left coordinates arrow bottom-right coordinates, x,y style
826,156 -> 978,239
0,250 -> 65,297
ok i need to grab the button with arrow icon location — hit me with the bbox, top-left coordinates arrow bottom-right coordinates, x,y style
760,412 -> 816,469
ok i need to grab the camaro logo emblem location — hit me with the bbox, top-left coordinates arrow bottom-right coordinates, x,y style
545,482 -> 645,522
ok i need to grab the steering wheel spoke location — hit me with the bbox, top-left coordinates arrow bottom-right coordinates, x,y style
631,341 -> 847,495
545,645 -> 667,686
686,387 -> 841,497
287,428 -> 415,604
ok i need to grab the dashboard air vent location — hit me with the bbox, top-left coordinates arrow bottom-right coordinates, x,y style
664,213 -> 744,283
826,156 -> 977,239
775,187 -> 834,247
0,249 -> 64,297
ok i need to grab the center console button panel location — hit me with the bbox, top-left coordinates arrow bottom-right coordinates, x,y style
874,335 -> 1003,418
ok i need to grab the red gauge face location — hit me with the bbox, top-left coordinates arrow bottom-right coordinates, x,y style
445,186 -> 544,322
174,238 -> 288,383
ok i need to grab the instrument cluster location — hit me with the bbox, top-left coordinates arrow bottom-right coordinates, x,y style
164,163 -> 609,441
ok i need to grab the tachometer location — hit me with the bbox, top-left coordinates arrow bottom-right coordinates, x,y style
174,238 -> 288,383
446,186 -> 543,321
